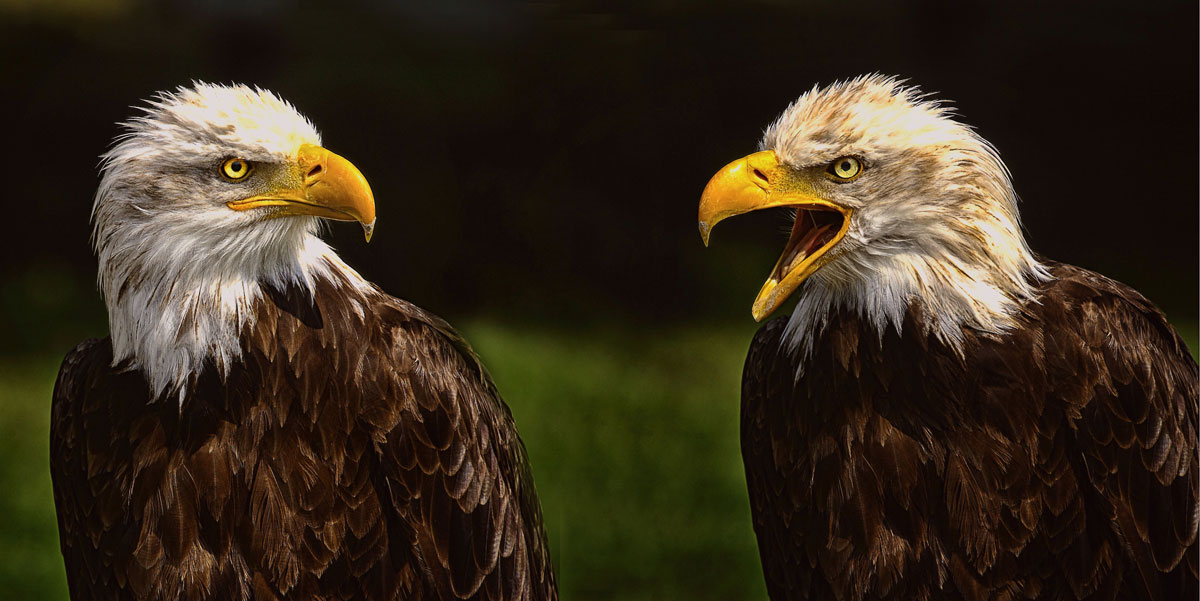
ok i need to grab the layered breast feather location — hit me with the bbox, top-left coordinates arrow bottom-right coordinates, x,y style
50,262 -> 556,601
741,261 -> 1198,601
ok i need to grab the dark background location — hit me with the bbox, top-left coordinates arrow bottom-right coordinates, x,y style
3,0 -> 1197,351
0,1 -> 1196,600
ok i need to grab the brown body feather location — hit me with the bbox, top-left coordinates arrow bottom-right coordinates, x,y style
50,263 -> 556,601
741,261 -> 1198,600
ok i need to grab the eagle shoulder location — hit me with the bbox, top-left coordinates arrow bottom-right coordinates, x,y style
1032,261 -> 1198,597
740,317 -> 814,598
50,338 -> 133,600
366,296 -> 557,601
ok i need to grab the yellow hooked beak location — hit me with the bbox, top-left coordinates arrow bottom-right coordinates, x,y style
699,150 -> 852,321
227,144 -> 377,242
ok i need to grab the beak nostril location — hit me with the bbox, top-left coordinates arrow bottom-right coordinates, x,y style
752,168 -> 768,182
307,164 -> 324,179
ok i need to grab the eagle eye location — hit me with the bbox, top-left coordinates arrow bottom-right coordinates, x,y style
220,158 -> 253,181
826,156 -> 862,181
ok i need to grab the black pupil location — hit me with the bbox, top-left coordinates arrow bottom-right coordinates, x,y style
230,162 -> 243,173
840,161 -> 851,172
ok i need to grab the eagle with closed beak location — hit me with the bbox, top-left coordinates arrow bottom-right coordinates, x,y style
51,83 -> 556,601
699,75 -> 1197,600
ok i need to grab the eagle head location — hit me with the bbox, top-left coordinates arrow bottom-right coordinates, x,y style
699,75 -> 1048,360
93,83 -> 376,400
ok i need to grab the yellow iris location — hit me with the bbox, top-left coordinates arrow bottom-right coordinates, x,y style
827,156 -> 862,181
220,158 -> 252,181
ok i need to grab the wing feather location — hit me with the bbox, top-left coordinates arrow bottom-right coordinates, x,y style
368,300 -> 558,601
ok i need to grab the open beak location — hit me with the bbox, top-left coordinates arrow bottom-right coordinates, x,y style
227,144 -> 377,242
698,150 -> 851,321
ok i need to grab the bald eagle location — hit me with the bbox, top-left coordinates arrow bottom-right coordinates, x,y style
699,76 -> 1198,600
51,84 -> 556,601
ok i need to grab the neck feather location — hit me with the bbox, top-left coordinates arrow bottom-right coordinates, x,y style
782,244 -> 1049,377
99,230 -> 370,403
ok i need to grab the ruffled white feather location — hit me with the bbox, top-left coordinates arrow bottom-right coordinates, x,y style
92,83 -> 369,403
761,75 -> 1049,373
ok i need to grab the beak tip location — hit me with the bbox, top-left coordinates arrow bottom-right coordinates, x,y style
751,287 -> 776,322
361,219 -> 376,243
699,221 -> 711,247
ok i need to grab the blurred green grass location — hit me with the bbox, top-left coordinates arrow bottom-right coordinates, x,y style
0,359 -> 71,601
0,320 -> 769,601
463,320 -> 766,601
0,319 -> 1194,601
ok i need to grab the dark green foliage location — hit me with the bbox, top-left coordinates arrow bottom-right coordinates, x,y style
3,321 -> 771,601
0,318 -> 1195,600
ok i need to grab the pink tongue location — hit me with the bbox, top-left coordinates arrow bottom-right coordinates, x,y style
800,223 -> 832,253
784,224 -> 833,272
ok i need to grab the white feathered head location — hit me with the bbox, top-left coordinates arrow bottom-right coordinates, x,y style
93,83 -> 376,399
699,75 -> 1047,359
